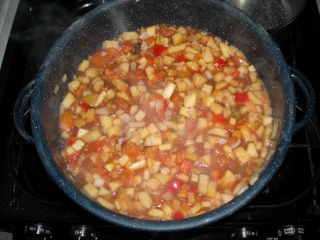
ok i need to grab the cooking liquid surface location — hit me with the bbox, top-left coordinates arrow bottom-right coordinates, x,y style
0,0 -> 319,239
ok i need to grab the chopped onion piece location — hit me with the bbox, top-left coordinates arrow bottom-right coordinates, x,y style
93,178 -> 105,188
236,186 -> 248,196
204,70 -> 213,80
162,191 -> 173,200
119,113 -> 132,123
95,107 -> 109,115
217,138 -> 228,145
140,31 -> 148,40
231,138 -> 241,149
129,121 -> 146,128
54,84 -> 60,95
130,61 -> 137,71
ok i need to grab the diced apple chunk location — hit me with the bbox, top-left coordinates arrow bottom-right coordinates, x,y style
83,183 -> 98,198
108,180 -> 122,192
81,129 -> 101,143
135,109 -> 146,121
72,139 -> 85,152
102,40 -> 119,49
198,154 -> 211,167
192,73 -> 206,87
162,81 -> 176,99
219,170 -> 237,189
146,177 -> 161,190
78,59 -> 90,72
202,47 -> 214,63
121,31 -> 139,41
148,208 -> 165,218
233,146 -> 250,163
172,32 -> 185,45
61,92 -> 75,109
113,79 -> 128,92
167,43 -> 187,54
198,174 -> 209,195
144,135 -> 162,146
184,92 -> 197,107
97,197 -> 115,210
153,173 -> 172,185
107,125 -> 121,138
138,191 -> 153,209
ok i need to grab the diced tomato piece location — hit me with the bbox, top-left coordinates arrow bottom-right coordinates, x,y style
122,142 -> 142,161
166,179 -> 184,193
67,137 -> 77,145
173,210 -> 184,220
115,98 -> 130,113
154,45 -> 168,56
59,111 -> 74,131
93,49 -> 107,56
214,58 -> 226,68
235,92 -> 249,104
90,50 -> 109,67
212,113 -> 226,124
71,125 -> 79,135
176,54 -> 186,62
211,170 -> 223,180
94,114 -> 101,125
67,153 -> 80,163
88,140 -> 102,152
118,43 -> 134,55
233,69 -> 240,79
180,159 -> 192,175
161,28 -> 175,37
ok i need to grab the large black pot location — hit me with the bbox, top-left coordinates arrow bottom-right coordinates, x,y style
14,0 -> 315,232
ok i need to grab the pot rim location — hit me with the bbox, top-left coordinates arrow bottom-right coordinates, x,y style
31,0 -> 295,231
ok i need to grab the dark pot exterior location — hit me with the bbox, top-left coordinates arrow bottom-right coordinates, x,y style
31,0 -> 296,231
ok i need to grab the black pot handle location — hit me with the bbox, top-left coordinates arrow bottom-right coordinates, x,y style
13,80 -> 35,143
289,65 -> 315,132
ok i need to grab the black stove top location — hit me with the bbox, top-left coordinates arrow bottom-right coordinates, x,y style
1,0 -> 320,239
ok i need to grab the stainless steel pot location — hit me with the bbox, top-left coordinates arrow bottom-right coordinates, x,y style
14,0 -> 315,231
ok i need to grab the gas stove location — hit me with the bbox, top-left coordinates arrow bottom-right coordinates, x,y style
0,0 -> 320,239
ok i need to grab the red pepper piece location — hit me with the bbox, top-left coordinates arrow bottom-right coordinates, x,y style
154,45 -> 168,56
67,153 -> 80,162
173,210 -> 184,220
176,54 -> 186,62
162,99 -> 168,111
235,92 -> 249,104
214,58 -> 226,68
212,113 -> 226,124
166,179 -> 184,193
80,102 -> 90,112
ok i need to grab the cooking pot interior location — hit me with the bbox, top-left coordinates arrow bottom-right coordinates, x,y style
31,0 -> 293,229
